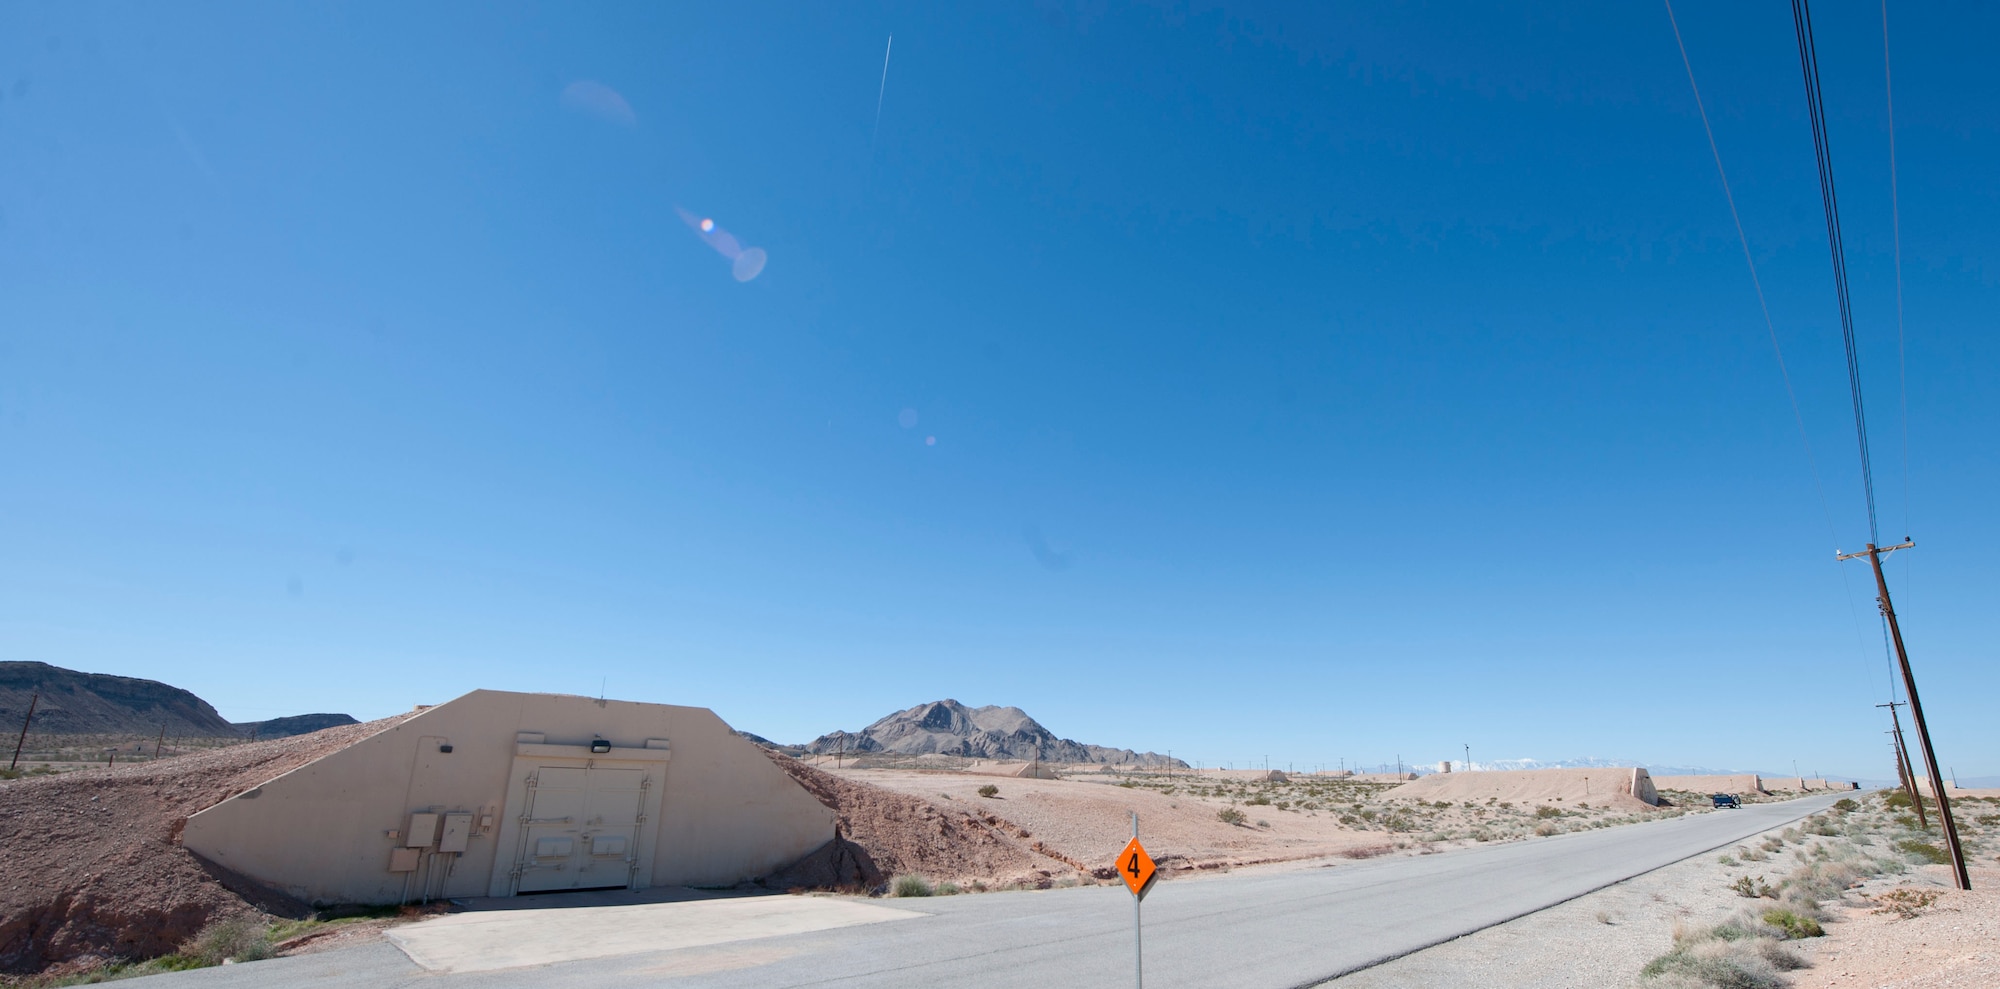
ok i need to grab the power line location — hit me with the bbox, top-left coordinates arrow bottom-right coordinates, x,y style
1797,0 -> 1969,891
1881,0 -> 1913,668
1662,0 -> 1878,673
1791,0 -> 1880,546
1800,0 -> 1904,704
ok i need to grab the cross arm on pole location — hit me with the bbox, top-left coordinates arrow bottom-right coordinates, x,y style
1836,538 -> 1913,562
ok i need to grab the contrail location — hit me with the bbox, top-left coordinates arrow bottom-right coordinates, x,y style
872,34 -> 893,149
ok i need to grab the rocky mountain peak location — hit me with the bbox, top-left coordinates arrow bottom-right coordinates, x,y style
805,699 -> 1184,767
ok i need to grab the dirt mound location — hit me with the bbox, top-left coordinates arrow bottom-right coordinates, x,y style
0,714 -> 412,974
1386,768 -> 1657,812
762,751 -> 1064,890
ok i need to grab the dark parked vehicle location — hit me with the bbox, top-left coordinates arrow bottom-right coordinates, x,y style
1712,794 -> 1741,809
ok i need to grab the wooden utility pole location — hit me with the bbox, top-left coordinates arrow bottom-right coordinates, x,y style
1876,701 -> 1924,829
9,692 -> 37,772
1840,540 -> 1969,889
153,724 -> 166,760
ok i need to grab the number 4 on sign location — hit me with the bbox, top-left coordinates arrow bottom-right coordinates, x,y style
1117,837 -> 1157,899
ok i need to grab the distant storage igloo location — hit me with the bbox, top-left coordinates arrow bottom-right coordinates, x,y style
184,690 -> 834,905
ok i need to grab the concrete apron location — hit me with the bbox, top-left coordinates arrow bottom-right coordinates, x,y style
387,894 -> 923,973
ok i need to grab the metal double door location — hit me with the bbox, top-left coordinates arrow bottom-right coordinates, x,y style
513,763 -> 651,893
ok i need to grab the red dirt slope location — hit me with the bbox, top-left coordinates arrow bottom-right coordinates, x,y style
0,715 -> 410,974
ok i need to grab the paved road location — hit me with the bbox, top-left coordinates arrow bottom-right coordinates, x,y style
132,794 -> 1840,989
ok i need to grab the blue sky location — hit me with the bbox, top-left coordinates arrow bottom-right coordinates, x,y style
3,2 -> 1994,780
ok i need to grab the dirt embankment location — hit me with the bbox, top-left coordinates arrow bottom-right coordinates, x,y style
0,715 -> 411,974
1386,767 -> 1657,812
762,751 -> 1075,891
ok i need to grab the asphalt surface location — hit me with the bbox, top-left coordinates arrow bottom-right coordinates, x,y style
128,793 -> 1840,989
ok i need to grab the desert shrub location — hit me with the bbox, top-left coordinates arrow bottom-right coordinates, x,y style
1534,806 -> 1562,819
1832,798 -> 1859,813
1534,822 -> 1558,837
1644,909 -> 1807,988
1257,819 -> 1271,828
1773,886 -> 1827,922
1804,816 -> 1840,836
1883,790 -> 1913,809
1245,794 -> 1271,806
1759,908 -> 1823,939
180,914 -> 275,966
934,881 -> 963,896
1786,860 -> 1866,900
1727,875 -> 1776,899
1759,837 -> 1784,853
1217,807 -> 1247,826
1870,887 -> 1940,919
1717,854 -> 1737,866
976,784 -> 999,798
1642,937 -> 1801,988
890,874 -> 935,897
1896,839 -> 1948,864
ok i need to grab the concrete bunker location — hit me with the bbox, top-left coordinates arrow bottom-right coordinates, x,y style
184,690 -> 835,905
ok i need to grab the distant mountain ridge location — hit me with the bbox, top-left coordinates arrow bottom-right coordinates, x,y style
0,662 -> 354,739
1,662 -> 239,736
802,699 -> 1187,767
237,713 -> 359,738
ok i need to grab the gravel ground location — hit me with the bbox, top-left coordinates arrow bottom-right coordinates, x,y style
1327,816 -> 1785,989
1789,865 -> 2000,989
1331,796 -> 2000,989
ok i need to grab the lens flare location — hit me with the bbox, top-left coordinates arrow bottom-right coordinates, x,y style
674,205 -> 768,283
560,80 -> 636,126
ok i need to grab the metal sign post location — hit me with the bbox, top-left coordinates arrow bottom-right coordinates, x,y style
1117,812 -> 1158,989
1133,812 -> 1142,989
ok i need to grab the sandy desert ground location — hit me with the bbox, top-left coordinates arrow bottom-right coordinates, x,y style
832,763 -> 1711,880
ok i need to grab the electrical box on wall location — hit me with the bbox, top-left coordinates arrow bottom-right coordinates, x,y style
406,812 -> 439,848
438,812 -> 473,853
388,847 -> 421,872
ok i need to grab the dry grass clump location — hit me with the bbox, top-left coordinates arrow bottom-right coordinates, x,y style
177,915 -> 275,967
1758,908 -> 1822,939
1894,838 -> 1949,864
1642,910 -> 1809,988
889,874 -> 935,897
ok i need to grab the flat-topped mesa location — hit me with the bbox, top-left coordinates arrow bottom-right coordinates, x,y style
803,699 -> 1187,767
